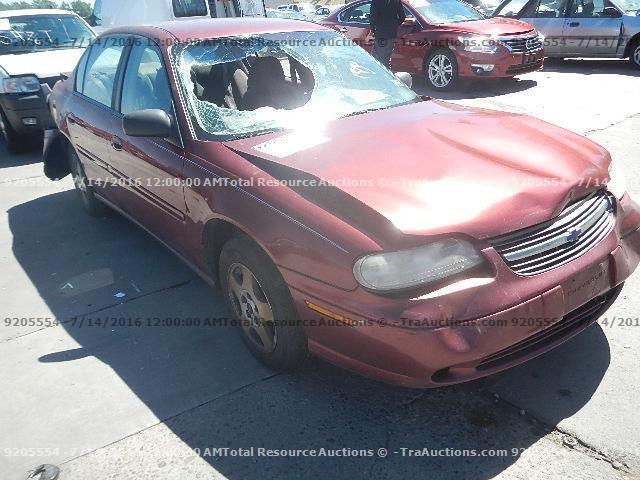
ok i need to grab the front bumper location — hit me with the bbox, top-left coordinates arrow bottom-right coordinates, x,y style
454,48 -> 545,78
0,83 -> 56,134
284,193 -> 640,388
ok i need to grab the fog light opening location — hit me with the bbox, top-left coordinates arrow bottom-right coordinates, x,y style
471,64 -> 495,75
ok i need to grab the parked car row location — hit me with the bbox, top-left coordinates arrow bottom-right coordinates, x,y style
320,0 -> 640,89
1,1 -> 639,153
321,0 -> 545,89
40,18 -> 640,388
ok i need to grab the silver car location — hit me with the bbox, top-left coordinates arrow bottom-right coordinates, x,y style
493,0 -> 640,68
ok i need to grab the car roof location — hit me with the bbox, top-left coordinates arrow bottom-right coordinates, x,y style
0,9 -> 77,18
103,18 -> 326,44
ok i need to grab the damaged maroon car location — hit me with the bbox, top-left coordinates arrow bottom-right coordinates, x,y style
44,19 -> 640,387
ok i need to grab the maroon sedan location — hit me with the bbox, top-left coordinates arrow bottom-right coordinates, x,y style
44,19 -> 640,388
320,0 -> 544,89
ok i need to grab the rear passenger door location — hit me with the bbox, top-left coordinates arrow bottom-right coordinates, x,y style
109,40 -> 188,245
333,2 -> 374,52
67,36 -> 127,203
562,0 -> 623,56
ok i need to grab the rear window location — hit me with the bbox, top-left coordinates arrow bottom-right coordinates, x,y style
173,0 -> 209,17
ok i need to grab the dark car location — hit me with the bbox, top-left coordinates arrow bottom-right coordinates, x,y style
320,0 -> 545,89
44,19 -> 640,388
0,9 -> 95,153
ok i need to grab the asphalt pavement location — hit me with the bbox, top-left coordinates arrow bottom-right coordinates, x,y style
1,58 -> 639,480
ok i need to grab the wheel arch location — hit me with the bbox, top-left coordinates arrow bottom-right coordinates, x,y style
623,32 -> 640,59
202,217 -> 276,287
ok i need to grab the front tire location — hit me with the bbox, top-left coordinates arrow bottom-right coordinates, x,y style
424,48 -> 459,90
630,40 -> 640,70
0,107 -> 32,154
69,146 -> 108,217
220,235 -> 308,372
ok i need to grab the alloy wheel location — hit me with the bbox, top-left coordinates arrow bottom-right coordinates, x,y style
428,54 -> 453,88
227,262 -> 277,353
634,45 -> 640,67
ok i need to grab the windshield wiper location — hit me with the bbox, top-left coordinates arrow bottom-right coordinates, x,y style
341,106 -> 391,119
340,99 -> 422,119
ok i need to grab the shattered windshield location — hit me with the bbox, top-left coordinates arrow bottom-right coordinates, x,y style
172,31 -> 418,140
0,15 -> 95,55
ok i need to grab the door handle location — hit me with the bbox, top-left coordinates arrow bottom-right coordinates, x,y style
568,22 -> 580,27
338,27 -> 348,33
111,135 -> 123,151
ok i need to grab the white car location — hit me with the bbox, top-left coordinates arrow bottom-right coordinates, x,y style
310,4 -> 341,21
266,7 -> 308,19
91,0 -> 267,32
0,9 -> 95,153
276,3 -> 316,19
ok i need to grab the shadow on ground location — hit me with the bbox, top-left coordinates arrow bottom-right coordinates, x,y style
414,77 -> 538,100
542,58 -> 640,76
0,136 -> 43,168
414,57 -> 638,100
8,190 -> 613,479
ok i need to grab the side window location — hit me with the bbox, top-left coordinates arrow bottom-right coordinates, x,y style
340,2 -> 372,23
82,39 -> 125,108
173,0 -> 208,17
532,0 -> 570,17
569,0 -> 606,16
120,45 -> 173,116
494,0 -> 531,17
74,46 -> 91,93
403,5 -> 415,18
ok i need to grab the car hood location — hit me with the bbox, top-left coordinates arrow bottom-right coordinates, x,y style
222,101 -> 610,240
439,17 -> 535,35
0,48 -> 84,78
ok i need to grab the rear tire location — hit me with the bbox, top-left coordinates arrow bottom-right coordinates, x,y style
424,48 -> 459,91
630,40 -> 640,70
69,146 -> 108,217
219,235 -> 308,372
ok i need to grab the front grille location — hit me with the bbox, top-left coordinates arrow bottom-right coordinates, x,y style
490,190 -> 615,276
500,34 -> 543,53
476,284 -> 621,371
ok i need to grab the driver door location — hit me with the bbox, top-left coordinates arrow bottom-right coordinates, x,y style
562,0 -> 623,56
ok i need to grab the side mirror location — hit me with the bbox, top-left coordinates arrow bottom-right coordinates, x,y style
402,17 -> 417,27
602,6 -> 621,16
123,109 -> 173,138
395,71 -> 413,88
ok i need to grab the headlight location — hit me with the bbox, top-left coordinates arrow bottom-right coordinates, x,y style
353,238 -> 484,292
608,160 -> 627,199
3,76 -> 41,94
459,35 -> 498,53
